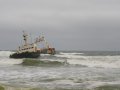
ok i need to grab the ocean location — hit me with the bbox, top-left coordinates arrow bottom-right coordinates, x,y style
0,51 -> 120,90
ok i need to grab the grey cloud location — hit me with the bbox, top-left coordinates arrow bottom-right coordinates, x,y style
0,0 -> 120,51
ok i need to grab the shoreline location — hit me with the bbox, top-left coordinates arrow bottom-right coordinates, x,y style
0,84 -> 29,90
0,84 -> 51,90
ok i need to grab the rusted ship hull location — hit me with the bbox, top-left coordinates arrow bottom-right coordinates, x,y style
40,48 -> 56,55
10,52 -> 40,59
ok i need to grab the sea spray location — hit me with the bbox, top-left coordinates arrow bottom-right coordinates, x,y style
0,51 -> 14,57
0,58 -> 23,65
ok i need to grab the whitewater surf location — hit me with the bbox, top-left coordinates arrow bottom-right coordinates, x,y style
0,51 -> 120,90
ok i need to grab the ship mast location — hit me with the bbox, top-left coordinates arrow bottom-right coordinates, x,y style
23,31 -> 28,46
44,38 -> 50,48
34,35 -> 50,49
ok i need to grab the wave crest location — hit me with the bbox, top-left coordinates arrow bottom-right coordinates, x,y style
22,59 -> 67,66
0,51 -> 14,57
0,58 -> 23,65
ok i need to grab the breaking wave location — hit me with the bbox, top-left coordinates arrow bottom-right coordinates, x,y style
67,56 -> 120,68
22,59 -> 66,66
1,51 -> 120,68
59,52 -> 84,55
0,51 -> 14,57
0,51 -> 22,65
0,58 -> 23,65
56,52 -> 120,68
1,51 -> 120,89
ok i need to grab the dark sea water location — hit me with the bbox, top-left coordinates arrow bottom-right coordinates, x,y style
0,51 -> 120,90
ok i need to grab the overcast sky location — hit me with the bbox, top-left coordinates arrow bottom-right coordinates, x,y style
0,0 -> 120,51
